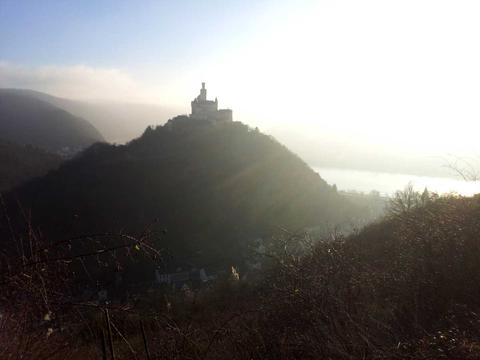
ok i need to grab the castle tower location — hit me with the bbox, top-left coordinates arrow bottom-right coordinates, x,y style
199,82 -> 207,101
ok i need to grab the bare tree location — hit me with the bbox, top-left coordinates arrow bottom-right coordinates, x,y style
444,154 -> 480,181
387,183 -> 422,218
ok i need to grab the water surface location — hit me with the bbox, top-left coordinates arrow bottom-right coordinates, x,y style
313,167 -> 479,196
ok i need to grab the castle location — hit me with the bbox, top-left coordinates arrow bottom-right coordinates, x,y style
190,82 -> 232,122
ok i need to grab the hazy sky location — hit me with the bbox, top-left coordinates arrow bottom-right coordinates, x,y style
1,0 -> 480,160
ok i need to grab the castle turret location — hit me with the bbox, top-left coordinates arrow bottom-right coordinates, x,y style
199,82 -> 207,101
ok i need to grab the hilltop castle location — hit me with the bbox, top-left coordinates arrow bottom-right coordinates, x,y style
190,82 -> 232,122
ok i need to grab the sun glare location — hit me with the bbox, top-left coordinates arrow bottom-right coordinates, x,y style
178,1 -> 480,159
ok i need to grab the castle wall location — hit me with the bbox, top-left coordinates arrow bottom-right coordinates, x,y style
216,109 -> 233,122
191,100 -> 218,120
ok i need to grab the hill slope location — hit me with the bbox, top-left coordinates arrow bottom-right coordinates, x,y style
0,140 -> 63,192
0,89 -> 104,154
3,117 -> 360,265
2,88 -> 178,144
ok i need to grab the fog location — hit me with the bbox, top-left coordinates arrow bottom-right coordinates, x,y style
2,3 -> 480,355
2,0 -> 480,179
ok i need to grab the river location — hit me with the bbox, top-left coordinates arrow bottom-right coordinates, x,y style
313,167 -> 479,196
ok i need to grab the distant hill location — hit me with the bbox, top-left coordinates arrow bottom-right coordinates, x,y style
0,89 -> 104,154
0,140 -> 62,192
2,117 -> 363,266
2,89 -> 179,144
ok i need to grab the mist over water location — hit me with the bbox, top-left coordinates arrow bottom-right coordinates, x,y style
314,167 -> 480,197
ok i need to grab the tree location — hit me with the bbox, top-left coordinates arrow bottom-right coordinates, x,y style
445,155 -> 479,181
387,183 -> 422,218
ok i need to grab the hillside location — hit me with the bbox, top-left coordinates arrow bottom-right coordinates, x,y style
2,88 -> 178,144
0,89 -> 104,155
2,116 -> 363,266
3,184 -> 480,359
133,193 -> 480,359
0,140 -> 62,192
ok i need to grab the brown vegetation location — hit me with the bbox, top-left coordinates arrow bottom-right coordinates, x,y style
2,191 -> 480,359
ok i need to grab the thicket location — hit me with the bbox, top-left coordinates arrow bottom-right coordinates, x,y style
2,191 -> 480,359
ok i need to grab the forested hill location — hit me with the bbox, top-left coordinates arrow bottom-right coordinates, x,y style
2,116 -> 361,265
1,88 -> 176,144
0,140 -> 62,192
0,89 -> 104,155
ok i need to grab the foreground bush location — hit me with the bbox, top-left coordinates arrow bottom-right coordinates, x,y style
2,194 -> 480,359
